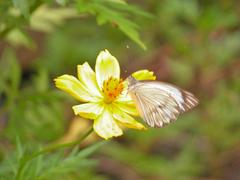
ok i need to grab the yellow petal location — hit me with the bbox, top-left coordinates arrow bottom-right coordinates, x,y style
112,106 -> 146,130
95,50 -> 120,89
117,93 -> 133,102
93,107 -> 123,139
72,102 -> 104,119
116,81 -> 138,116
77,62 -> 102,98
132,69 -> 156,80
54,75 -> 99,102
77,62 -> 102,97
113,100 -> 138,116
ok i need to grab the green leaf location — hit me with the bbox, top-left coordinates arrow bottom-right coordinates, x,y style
33,68 -> 49,92
0,49 -> 21,99
32,141 -> 106,179
30,5 -> 79,32
6,28 -> 35,48
12,0 -> 30,18
76,0 -> 150,49
16,137 -> 24,162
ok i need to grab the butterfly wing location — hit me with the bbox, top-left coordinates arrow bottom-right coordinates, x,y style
128,81 -> 199,128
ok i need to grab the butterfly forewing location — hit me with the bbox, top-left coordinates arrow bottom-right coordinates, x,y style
127,79 -> 199,128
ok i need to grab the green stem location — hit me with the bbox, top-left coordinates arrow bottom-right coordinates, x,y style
15,127 -> 94,180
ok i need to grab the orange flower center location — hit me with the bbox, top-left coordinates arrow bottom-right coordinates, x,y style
102,77 -> 124,103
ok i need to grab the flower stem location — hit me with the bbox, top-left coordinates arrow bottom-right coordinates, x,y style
15,127 -> 94,180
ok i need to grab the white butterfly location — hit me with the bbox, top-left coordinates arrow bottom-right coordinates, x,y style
126,76 -> 199,128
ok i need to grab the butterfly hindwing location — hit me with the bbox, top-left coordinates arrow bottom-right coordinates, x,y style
132,84 -> 180,127
128,80 -> 199,128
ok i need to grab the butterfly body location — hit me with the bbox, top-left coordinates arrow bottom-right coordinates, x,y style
127,76 -> 199,128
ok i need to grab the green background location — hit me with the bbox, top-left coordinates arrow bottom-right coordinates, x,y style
0,0 -> 240,179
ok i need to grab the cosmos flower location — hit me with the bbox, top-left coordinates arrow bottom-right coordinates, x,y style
54,50 -> 156,139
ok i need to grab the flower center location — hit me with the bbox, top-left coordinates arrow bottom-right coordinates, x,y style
102,77 -> 124,103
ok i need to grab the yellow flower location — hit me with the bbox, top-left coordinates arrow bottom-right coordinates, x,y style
54,50 -> 156,139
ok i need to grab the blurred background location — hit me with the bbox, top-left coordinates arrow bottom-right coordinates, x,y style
0,0 -> 240,179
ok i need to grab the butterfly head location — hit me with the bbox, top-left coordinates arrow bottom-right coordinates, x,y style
126,75 -> 138,92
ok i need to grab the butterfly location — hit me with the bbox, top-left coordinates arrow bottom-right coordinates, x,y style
126,76 -> 199,128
